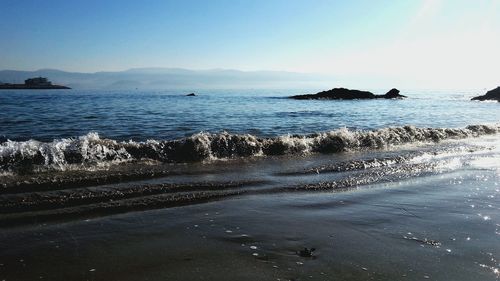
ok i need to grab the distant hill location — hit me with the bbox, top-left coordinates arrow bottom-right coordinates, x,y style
0,68 -> 334,90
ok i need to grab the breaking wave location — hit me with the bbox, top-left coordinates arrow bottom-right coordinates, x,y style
1,124 -> 498,174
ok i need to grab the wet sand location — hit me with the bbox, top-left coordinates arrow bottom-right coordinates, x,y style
1,172 -> 499,280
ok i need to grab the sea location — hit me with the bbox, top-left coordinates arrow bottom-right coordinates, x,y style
0,89 -> 499,281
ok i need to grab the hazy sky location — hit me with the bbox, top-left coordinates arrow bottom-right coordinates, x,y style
1,0 -> 499,88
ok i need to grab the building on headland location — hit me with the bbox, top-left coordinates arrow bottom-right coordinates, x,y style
0,77 -> 70,89
25,77 -> 52,86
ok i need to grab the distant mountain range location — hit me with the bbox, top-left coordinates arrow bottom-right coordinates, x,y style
0,68 -> 334,90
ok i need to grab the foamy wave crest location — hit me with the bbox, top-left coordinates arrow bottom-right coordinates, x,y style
0,133 -> 132,173
1,124 -> 498,173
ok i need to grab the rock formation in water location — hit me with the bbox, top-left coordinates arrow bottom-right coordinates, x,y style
290,88 -> 406,100
186,93 -> 196,96
471,87 -> 500,102
384,88 -> 405,99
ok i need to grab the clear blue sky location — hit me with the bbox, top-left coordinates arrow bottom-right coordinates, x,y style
1,0 -> 499,88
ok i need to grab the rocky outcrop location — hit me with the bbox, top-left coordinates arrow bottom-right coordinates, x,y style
186,93 -> 196,96
471,87 -> 500,102
290,88 -> 406,100
384,88 -> 406,99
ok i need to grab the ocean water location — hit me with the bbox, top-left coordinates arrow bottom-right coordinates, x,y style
0,89 -> 498,142
0,89 -> 499,280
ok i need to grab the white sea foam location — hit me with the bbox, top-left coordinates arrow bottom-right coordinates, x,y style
0,124 -> 498,174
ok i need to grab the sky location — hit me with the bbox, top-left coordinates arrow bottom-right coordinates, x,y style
0,0 -> 499,89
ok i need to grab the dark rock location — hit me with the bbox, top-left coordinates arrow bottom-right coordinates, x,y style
297,247 -> 316,257
383,88 -> 406,99
290,88 -> 405,100
471,87 -> 500,102
291,88 -> 374,100
186,93 -> 196,96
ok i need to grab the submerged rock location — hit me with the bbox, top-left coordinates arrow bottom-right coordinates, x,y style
290,88 -> 406,100
297,247 -> 316,257
471,87 -> 500,102
186,93 -> 196,96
